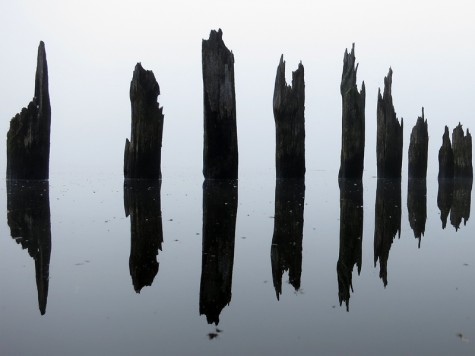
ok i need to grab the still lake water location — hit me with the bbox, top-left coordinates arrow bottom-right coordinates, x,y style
0,170 -> 473,355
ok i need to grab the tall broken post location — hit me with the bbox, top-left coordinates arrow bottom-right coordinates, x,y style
438,126 -> 454,179
202,29 -> 238,179
124,63 -> 164,179
273,56 -> 305,178
338,44 -> 365,179
452,123 -> 473,178
376,68 -> 403,178
7,41 -> 51,180
408,108 -> 429,179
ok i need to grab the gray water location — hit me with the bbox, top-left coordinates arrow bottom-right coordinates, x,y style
0,171 -> 473,355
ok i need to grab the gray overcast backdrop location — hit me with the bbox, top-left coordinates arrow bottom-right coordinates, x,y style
1,0 -> 474,179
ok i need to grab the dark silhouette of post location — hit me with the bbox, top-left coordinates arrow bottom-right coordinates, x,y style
374,179 -> 401,287
202,29 -> 238,179
438,126 -> 454,179
7,41 -> 51,180
124,180 -> 163,292
273,56 -> 305,178
450,179 -> 473,231
271,179 -> 305,300
452,123 -> 473,178
200,180 -> 238,325
339,44 -> 365,179
376,68 -> 403,178
124,63 -> 164,179
7,181 -> 51,315
408,108 -> 428,179
337,180 -> 363,311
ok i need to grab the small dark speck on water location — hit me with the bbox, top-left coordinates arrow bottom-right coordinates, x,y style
208,333 -> 218,340
241,236 -> 246,239
463,263 -> 469,266
169,219 -> 173,221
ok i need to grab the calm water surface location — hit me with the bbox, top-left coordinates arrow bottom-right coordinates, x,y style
0,170 -> 473,355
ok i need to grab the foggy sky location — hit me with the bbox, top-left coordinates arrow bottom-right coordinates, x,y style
1,0 -> 474,179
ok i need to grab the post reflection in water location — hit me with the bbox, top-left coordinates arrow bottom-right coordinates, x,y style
271,179 -> 305,300
407,179 -> 427,248
200,180 -> 238,325
124,180 -> 163,293
337,180 -> 362,311
374,179 -> 401,287
7,180 -> 51,315
437,178 -> 473,231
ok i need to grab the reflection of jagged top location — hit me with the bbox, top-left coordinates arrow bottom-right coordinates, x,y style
438,178 -> 473,231
337,180 -> 363,311
374,179 -> 401,287
271,179 -> 305,300
407,178 -> 427,247
124,180 -> 163,293
7,180 -> 51,315
200,179 -> 238,325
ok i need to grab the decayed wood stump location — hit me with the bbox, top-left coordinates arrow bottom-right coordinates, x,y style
452,123 -> 473,178
376,68 -> 403,178
408,108 -> 429,179
124,63 -> 164,179
7,41 -> 51,180
338,44 -> 365,179
273,55 -> 305,178
438,126 -> 454,179
202,29 -> 238,179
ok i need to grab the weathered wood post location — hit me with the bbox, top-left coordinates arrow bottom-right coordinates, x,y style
7,181 -> 51,315
200,180 -> 238,325
124,180 -> 163,293
273,56 -> 305,178
437,178 -> 453,229
408,108 -> 429,179
202,29 -> 238,179
452,123 -> 473,178
271,179 -> 305,300
7,41 -> 51,180
338,44 -> 365,179
124,63 -> 164,179
337,180 -> 363,311
376,68 -> 403,178
438,126 -> 454,179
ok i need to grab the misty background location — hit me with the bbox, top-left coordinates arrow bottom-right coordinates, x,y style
1,0 -> 474,179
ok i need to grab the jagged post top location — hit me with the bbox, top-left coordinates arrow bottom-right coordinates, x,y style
341,43 -> 365,94
130,63 -> 160,103
273,54 -> 304,114
35,41 -> 49,103
378,67 -> 393,101
202,28 -> 234,62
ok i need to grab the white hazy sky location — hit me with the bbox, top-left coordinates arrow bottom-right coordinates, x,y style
0,0 -> 474,178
